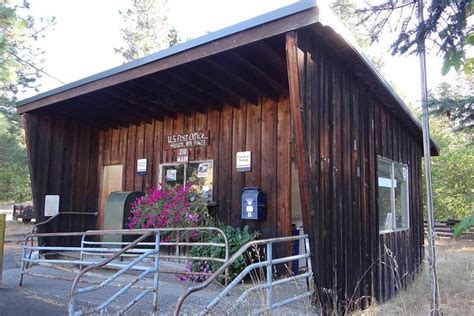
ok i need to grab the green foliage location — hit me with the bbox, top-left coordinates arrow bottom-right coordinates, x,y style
0,1 -> 54,98
453,213 -> 474,237
428,75 -> 473,137
114,0 -> 179,62
187,225 -> 258,282
0,112 -> 30,203
424,115 -> 473,220
330,0 -> 385,69
358,1 -> 473,75
0,1 -> 51,203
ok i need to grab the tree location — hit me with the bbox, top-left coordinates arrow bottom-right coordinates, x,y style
428,75 -> 473,137
424,115 -> 473,220
330,0 -> 385,69
0,1 -> 53,203
358,1 -> 472,75
114,0 -> 179,62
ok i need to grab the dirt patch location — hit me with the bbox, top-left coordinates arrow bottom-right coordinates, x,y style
354,239 -> 474,315
3,219 -> 34,242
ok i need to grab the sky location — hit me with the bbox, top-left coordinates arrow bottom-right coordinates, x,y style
23,0 -> 456,108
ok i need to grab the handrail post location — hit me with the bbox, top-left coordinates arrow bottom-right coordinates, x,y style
152,231 -> 161,315
266,242 -> 273,312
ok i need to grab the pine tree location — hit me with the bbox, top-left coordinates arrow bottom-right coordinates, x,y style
114,0 -> 179,62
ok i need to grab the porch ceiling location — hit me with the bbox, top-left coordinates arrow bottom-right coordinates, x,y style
29,36 -> 288,129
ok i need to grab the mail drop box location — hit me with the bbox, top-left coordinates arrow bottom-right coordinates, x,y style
241,187 -> 266,220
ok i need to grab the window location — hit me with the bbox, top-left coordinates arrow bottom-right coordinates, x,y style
378,157 -> 409,233
159,160 -> 214,203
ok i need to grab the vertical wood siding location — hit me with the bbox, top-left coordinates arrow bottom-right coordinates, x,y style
24,114 -> 99,245
96,97 -> 292,239
294,29 -> 424,308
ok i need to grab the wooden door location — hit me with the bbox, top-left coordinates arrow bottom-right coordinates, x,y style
98,165 -> 123,229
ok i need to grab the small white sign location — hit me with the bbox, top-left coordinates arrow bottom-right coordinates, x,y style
166,169 -> 177,181
197,162 -> 209,178
137,158 -> 147,175
236,151 -> 251,172
177,148 -> 188,163
44,195 -> 60,217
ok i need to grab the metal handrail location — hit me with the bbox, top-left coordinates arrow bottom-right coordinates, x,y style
20,212 -> 98,286
32,211 -> 98,234
174,234 -> 311,315
69,232 -> 155,315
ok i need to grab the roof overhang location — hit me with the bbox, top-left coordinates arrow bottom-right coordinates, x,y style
16,0 -> 439,155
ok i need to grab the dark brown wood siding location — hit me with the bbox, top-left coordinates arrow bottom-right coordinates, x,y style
24,114 -> 99,244
97,98 -> 292,239
293,29 -> 424,308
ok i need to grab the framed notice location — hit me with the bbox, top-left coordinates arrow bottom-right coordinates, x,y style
44,195 -> 60,217
137,158 -> 147,176
236,151 -> 251,172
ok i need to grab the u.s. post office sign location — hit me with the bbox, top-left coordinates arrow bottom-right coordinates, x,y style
164,130 -> 210,150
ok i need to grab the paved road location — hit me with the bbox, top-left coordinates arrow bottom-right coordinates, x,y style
0,243 -> 67,316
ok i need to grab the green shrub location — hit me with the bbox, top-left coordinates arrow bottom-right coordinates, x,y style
187,225 -> 258,282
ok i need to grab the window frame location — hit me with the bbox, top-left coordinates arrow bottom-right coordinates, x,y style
377,156 -> 410,234
158,160 -> 214,201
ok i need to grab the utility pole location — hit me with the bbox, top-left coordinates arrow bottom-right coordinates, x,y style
417,0 -> 440,314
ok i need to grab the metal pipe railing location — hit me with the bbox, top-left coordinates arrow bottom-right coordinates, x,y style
68,232 -> 155,315
19,211 -> 98,286
20,226 -> 230,314
174,234 -> 313,315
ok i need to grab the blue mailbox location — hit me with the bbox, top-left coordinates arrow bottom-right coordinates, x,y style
241,187 -> 266,220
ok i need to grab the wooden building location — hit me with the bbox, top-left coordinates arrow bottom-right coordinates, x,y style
17,2 -> 438,309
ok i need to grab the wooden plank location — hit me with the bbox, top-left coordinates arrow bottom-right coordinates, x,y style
125,125 -> 137,190
285,31 -> 314,249
153,120 -> 163,187
217,105 -> 233,224
206,109 -> 220,202
194,112 -> 207,160
341,68 -> 353,302
260,97 -> 277,238
244,98 -> 262,234
86,128 -> 99,230
134,123 -> 145,191
144,121 -> 155,191
110,128 -> 120,164
276,96 -> 291,239
162,118 -> 174,163
183,113 -> 195,162
230,101 -> 246,229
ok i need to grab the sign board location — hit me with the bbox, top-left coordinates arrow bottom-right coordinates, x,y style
137,158 -> 147,176
44,195 -> 60,217
166,169 -> 177,181
197,162 -> 209,178
177,148 -> 188,163
236,151 -> 251,172
164,130 -> 210,150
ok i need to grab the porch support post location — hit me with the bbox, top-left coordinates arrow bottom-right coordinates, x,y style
285,31 -> 314,255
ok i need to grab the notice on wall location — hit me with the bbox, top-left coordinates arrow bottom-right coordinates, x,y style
177,148 -> 188,163
236,151 -> 251,172
166,169 -> 177,181
197,162 -> 209,178
44,195 -> 60,217
137,158 -> 147,176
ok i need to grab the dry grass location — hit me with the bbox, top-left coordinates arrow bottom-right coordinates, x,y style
354,238 -> 474,315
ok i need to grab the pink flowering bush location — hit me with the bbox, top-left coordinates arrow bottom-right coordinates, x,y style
127,184 -> 207,233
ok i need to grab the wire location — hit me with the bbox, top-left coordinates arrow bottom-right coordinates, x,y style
0,46 -> 65,84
